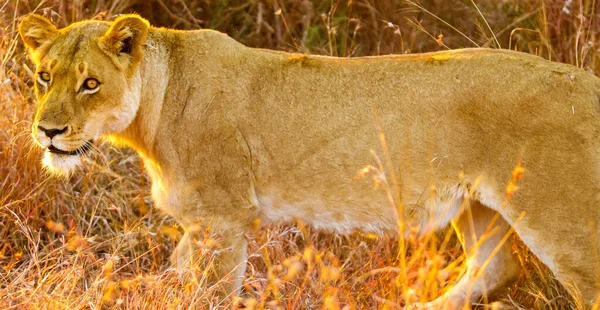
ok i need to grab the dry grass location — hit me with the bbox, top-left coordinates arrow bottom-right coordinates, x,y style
1,0 -> 599,309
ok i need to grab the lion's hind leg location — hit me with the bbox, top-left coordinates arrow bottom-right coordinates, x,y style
411,200 -> 520,309
510,202 -> 600,307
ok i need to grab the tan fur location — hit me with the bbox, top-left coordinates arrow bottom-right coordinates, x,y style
20,13 -> 600,307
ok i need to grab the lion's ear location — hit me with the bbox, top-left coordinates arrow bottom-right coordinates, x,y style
19,14 -> 59,62
99,14 -> 149,70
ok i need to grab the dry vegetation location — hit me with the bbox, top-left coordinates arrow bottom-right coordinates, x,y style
1,0 -> 599,309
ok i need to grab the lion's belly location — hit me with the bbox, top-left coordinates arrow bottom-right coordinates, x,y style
254,186 -> 398,235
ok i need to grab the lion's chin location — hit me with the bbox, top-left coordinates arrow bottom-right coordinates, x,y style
42,151 -> 81,177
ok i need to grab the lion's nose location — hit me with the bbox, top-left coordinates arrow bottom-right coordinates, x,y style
38,125 -> 68,139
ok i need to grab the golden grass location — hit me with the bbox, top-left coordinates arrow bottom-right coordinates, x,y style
1,0 -> 599,309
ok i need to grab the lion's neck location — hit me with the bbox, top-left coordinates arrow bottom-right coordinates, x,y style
110,33 -> 171,163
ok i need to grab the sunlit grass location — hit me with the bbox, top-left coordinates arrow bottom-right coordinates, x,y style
1,0 -> 598,309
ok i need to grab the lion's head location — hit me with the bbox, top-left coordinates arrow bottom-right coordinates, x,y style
19,14 -> 149,176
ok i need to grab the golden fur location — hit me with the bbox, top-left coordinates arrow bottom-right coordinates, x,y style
20,13 -> 600,307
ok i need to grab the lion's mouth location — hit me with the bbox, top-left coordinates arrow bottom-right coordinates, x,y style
48,141 -> 93,156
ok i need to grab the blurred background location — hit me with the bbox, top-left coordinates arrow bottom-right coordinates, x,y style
3,1 -> 599,65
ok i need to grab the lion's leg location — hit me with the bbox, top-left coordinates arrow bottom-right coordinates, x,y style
171,231 -> 193,268
511,213 -> 600,307
208,231 -> 248,296
413,200 -> 520,309
170,219 -> 249,297
553,261 -> 600,307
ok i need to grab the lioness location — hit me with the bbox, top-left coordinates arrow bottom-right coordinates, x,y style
19,13 -> 600,307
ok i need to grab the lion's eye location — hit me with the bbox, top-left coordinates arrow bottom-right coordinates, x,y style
40,72 -> 51,81
83,78 -> 99,90
81,78 -> 100,94
38,72 -> 51,85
